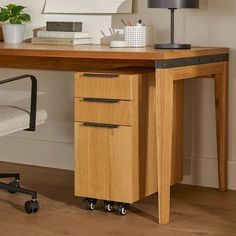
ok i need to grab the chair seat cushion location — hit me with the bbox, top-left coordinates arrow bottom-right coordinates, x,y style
0,105 -> 47,137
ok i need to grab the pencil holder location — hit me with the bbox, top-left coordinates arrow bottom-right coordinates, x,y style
124,26 -> 146,47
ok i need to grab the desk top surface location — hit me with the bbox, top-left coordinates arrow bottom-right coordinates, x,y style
0,43 -> 229,61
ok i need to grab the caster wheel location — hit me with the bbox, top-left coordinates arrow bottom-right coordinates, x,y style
8,180 -> 20,193
118,203 -> 128,216
25,200 -> 40,214
104,201 -> 114,212
84,198 -> 97,211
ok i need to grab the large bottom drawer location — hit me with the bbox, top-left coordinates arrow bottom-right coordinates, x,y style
74,122 -> 135,203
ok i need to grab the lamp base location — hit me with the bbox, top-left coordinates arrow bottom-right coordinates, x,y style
154,43 -> 191,49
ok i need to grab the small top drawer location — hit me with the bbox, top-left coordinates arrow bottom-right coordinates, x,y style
75,73 -> 133,100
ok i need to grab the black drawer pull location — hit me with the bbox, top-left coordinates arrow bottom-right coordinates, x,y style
83,98 -> 119,103
82,73 -> 119,78
82,122 -> 119,129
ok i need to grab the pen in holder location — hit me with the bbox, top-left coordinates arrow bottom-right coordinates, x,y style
125,26 -> 146,47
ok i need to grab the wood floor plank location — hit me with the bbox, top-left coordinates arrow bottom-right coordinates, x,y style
0,162 -> 235,236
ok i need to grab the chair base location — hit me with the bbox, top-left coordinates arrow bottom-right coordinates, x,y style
0,173 -> 39,213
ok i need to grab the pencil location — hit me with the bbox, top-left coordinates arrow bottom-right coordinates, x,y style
109,28 -> 113,35
121,19 -> 127,26
100,30 -> 107,38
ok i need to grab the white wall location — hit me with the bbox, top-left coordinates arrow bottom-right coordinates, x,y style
0,0 -> 113,43
0,0 -> 235,190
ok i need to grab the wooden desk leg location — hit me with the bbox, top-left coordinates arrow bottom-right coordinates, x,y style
156,69 -> 174,224
214,63 -> 228,192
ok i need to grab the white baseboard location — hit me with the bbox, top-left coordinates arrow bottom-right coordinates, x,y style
182,156 -> 236,190
0,136 -> 74,170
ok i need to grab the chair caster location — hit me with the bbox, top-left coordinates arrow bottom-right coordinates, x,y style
84,198 -> 97,210
117,203 -> 128,216
25,200 -> 40,214
104,201 -> 114,212
8,180 -> 20,193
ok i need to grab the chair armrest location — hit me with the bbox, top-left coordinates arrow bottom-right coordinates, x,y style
0,74 -> 37,131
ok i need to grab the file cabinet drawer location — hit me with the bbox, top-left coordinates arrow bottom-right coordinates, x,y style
75,98 -> 132,126
74,73 -> 133,100
74,122 -> 135,203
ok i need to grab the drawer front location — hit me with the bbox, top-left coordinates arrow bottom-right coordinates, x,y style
75,98 -> 132,126
74,122 -> 134,203
74,73 -> 133,100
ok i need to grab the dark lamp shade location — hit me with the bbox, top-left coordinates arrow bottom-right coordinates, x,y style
148,0 -> 199,9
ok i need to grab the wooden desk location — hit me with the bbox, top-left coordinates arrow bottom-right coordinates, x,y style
0,43 -> 229,224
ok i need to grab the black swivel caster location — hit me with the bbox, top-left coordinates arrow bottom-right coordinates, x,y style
117,203 -> 128,216
84,198 -> 97,211
8,180 -> 20,193
25,200 -> 40,214
104,201 -> 114,212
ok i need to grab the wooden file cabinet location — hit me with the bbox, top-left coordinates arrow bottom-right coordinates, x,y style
74,70 -> 183,213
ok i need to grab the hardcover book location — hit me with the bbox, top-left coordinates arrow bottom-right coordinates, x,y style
33,26 -> 47,37
31,37 -> 93,45
37,31 -> 89,39
46,22 -> 83,32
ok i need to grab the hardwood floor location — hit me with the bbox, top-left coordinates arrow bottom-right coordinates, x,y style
0,161 -> 235,236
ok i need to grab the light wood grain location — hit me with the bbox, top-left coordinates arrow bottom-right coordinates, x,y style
172,80 -> 184,182
0,42 -> 229,60
75,98 -> 132,126
135,72 -> 156,197
156,69 -> 174,224
74,71 -> 184,204
214,63 -> 229,192
167,62 -> 229,193
1,162 -> 236,236
137,73 -> 183,198
74,72 -> 137,203
75,73 -> 133,100
0,44 -> 228,225
0,56 -> 154,71
166,62 -> 228,81
155,61 -> 229,224
74,123 -> 134,203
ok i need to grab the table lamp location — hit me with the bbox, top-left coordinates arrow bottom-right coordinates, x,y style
148,0 -> 199,49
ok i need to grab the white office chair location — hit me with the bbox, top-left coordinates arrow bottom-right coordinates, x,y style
0,75 -> 47,214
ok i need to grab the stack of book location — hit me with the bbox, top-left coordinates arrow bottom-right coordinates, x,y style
32,22 -> 93,45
